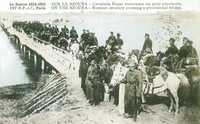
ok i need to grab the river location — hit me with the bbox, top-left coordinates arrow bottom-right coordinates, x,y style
0,28 -> 33,87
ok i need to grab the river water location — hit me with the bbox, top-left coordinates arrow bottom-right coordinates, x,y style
0,28 -> 31,87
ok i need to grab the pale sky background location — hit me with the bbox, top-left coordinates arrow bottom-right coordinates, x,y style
3,12 -> 199,55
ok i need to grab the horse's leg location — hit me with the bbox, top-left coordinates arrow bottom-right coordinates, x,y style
170,89 -> 179,115
141,92 -> 146,103
174,93 -> 179,115
168,92 -> 174,113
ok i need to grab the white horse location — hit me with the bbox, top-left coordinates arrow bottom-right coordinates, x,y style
138,54 -> 191,114
142,65 -> 190,115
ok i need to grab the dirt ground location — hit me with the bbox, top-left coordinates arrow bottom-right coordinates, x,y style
0,74 -> 200,124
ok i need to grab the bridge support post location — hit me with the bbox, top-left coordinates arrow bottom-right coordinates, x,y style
43,61 -> 52,74
35,54 -> 42,73
29,50 -> 35,66
24,46 -> 29,61
19,44 -> 23,54
22,45 -> 26,57
14,35 -> 20,50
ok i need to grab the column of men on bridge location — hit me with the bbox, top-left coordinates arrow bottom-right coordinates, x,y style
12,21 -> 199,120
12,21 -> 99,50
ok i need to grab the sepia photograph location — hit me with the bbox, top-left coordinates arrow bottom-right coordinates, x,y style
0,3 -> 200,124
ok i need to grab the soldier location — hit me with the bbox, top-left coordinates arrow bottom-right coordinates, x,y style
80,29 -> 87,42
165,38 -> 178,56
79,29 -> 86,51
86,30 -> 90,40
60,26 -> 69,39
106,32 -> 116,49
85,60 -> 101,105
122,62 -> 143,121
79,56 -> 89,95
179,37 -> 198,65
164,38 -> 179,72
70,26 -> 78,43
139,33 -> 153,60
88,33 -> 98,47
63,25 -> 69,34
53,25 -> 59,36
112,33 -> 123,51
85,60 -> 96,104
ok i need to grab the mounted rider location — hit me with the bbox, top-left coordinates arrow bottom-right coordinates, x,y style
179,37 -> 199,84
179,37 -> 199,66
164,38 -> 179,72
139,33 -> 153,61
112,33 -> 123,52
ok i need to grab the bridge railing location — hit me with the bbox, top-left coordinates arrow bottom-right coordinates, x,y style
32,36 -> 50,46
7,24 -> 74,59
28,33 -> 71,55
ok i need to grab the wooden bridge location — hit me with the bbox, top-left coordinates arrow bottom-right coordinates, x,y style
0,20 -> 79,78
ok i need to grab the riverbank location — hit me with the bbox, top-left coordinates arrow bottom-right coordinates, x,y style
0,71 -> 200,124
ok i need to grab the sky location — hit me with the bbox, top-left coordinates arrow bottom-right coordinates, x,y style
1,12 -> 200,55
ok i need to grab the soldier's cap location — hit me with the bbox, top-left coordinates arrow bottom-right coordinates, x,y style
187,40 -> 193,44
145,33 -> 150,36
183,37 -> 189,41
169,38 -> 175,43
110,31 -> 114,34
117,33 -> 120,36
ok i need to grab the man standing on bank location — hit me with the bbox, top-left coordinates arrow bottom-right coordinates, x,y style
121,62 -> 143,121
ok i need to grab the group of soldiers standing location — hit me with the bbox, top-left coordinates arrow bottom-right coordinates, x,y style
79,30 -> 125,105
79,30 -> 199,120
78,31 -> 148,121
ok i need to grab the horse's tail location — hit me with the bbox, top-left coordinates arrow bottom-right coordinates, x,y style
176,73 -> 190,87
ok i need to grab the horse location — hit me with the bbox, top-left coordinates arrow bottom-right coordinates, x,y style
151,67 -> 189,114
139,54 -> 190,115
